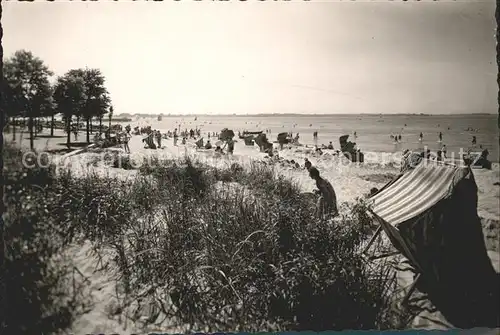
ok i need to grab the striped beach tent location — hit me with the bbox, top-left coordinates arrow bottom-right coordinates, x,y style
365,159 -> 496,301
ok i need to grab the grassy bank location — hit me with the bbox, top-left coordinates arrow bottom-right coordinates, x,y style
2,145 -> 411,332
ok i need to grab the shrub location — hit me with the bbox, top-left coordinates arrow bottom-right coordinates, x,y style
1,144 -> 89,334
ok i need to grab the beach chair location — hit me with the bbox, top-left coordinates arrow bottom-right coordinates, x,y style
195,138 -> 204,149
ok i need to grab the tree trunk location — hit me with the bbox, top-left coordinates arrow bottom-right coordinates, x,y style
66,116 -> 71,148
28,116 -> 34,150
86,118 -> 90,143
50,115 -> 54,137
76,116 -> 80,141
90,117 -> 93,134
99,117 -> 102,132
12,117 -> 16,142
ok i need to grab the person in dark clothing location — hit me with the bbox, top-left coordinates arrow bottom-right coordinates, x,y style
227,138 -> 235,154
309,167 -> 338,219
304,158 -> 312,170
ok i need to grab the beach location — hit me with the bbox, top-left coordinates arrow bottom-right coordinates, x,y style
125,114 -> 499,162
9,122 -> 499,332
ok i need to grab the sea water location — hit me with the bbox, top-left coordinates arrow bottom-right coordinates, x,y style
127,114 -> 499,162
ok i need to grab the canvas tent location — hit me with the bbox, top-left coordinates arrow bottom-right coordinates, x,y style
364,159 -> 497,313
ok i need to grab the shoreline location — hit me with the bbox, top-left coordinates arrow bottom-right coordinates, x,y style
5,129 -> 500,332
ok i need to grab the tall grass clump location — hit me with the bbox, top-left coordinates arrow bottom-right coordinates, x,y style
1,144 -> 89,334
60,156 -> 404,331
3,147 -> 405,332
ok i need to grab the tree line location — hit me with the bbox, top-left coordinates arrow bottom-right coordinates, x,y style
2,50 -> 113,149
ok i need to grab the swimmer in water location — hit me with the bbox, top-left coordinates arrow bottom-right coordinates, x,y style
419,132 -> 423,141
438,132 -> 443,142
472,136 -> 477,146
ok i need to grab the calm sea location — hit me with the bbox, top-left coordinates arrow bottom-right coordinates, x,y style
127,114 -> 499,162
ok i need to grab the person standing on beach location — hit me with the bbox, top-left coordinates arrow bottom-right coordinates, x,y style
472,135 -> 477,146
72,124 -> 78,141
309,167 -> 338,219
173,129 -> 178,146
123,131 -> 131,153
441,144 -> 447,158
227,138 -> 235,155
155,131 -> 162,148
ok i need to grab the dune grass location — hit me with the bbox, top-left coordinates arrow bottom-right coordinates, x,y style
2,145 -> 410,332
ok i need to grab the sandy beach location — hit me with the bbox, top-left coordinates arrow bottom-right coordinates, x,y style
4,1 -> 497,332
10,127 -> 499,332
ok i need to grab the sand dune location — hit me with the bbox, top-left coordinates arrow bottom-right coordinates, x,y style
11,130 -> 499,331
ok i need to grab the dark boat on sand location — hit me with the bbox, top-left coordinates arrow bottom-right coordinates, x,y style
239,130 -> 263,139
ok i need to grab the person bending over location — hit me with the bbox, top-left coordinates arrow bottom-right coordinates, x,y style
309,167 -> 338,219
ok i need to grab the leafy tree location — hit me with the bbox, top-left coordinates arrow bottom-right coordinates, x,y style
3,50 -> 54,150
81,68 -> 111,143
1,79 -> 24,141
53,71 -> 86,147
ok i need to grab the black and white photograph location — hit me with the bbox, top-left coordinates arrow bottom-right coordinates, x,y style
1,0 -> 498,333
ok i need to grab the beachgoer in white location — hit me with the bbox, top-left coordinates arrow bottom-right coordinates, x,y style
441,145 -> 447,158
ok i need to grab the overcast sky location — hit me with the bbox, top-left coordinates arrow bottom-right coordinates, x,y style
3,1 -> 497,115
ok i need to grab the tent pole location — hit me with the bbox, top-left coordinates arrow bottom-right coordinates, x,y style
362,225 -> 382,256
368,250 -> 401,261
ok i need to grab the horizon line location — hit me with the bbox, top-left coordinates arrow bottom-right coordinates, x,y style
116,112 -> 497,117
